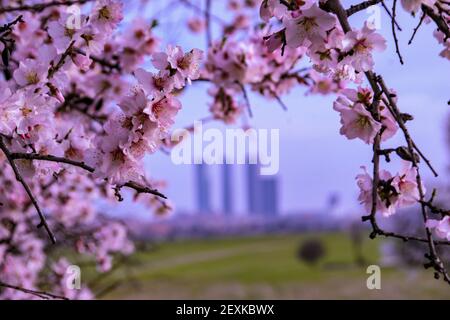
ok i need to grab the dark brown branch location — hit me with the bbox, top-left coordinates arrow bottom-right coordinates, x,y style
391,0 -> 404,64
408,13 -> 426,45
0,15 -> 23,35
422,4 -> 450,39
0,281 -> 68,300
0,0 -> 94,14
48,41 -> 75,79
0,138 -> 56,244
381,1 -> 402,31
412,141 -> 439,177
10,152 -> 95,173
346,0 -> 383,16
377,76 -> 450,284
121,181 -> 167,199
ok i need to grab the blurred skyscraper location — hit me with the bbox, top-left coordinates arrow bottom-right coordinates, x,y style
196,163 -> 211,214
222,162 -> 233,215
260,177 -> 279,216
246,162 -> 261,215
194,160 -> 280,216
246,162 -> 279,216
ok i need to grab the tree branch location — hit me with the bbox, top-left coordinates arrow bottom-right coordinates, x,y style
0,137 -> 56,244
121,181 -> 167,199
346,0 -> 383,16
9,152 -> 95,173
391,0 -> 404,64
0,0 -> 94,14
0,281 -> 68,300
325,0 -> 450,284
422,4 -> 450,39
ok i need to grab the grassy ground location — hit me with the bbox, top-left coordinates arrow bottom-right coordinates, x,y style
86,233 -> 450,299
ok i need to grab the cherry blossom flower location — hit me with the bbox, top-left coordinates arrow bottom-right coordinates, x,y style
356,166 -> 398,217
334,99 -> 381,144
47,14 -> 84,53
187,18 -> 206,33
209,87 -> 243,124
91,0 -> 124,33
135,68 -> 174,96
426,216 -> 450,241
13,59 -> 47,87
260,0 -> 288,22
341,23 -> 386,72
284,5 -> 336,48
392,164 -> 422,207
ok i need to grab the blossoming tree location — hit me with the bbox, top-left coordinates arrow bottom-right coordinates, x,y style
0,0 -> 448,299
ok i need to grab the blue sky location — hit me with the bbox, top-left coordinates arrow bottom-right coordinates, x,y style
116,2 -> 450,219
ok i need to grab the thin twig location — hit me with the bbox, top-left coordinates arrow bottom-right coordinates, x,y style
238,82 -> 253,118
408,13 -> 426,45
0,0 -> 94,14
377,76 -> 450,284
0,281 -> 68,300
121,181 -> 167,199
10,152 -> 95,173
346,0 -> 383,16
0,138 -> 56,244
48,41 -> 76,79
391,0 -> 404,64
381,1 -> 402,31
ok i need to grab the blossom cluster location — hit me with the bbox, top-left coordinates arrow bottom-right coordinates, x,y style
0,0 -> 202,299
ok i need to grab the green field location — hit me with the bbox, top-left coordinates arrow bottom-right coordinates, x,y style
86,233 -> 450,299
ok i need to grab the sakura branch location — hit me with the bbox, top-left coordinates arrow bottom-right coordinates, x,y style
346,0 -> 383,16
0,0 -> 95,14
0,281 -> 68,300
0,136 -> 57,244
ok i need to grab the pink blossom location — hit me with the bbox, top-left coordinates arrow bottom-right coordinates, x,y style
135,68 -> 174,95
47,14 -> 83,53
392,164 -> 421,207
209,87 -> 243,124
284,5 -> 336,48
13,59 -> 47,87
145,94 -> 181,132
187,18 -> 206,33
341,23 -> 386,72
426,216 -> 450,241
259,0 -> 288,22
334,100 -> 382,144
91,0 -> 124,33
356,166 -> 398,217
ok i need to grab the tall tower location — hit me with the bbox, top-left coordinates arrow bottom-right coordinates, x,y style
196,163 -> 211,214
222,162 -> 233,215
260,177 -> 279,216
246,162 -> 261,215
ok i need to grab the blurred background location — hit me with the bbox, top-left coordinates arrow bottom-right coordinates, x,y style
80,0 -> 450,299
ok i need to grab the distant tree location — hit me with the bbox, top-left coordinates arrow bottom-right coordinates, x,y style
298,238 -> 326,266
